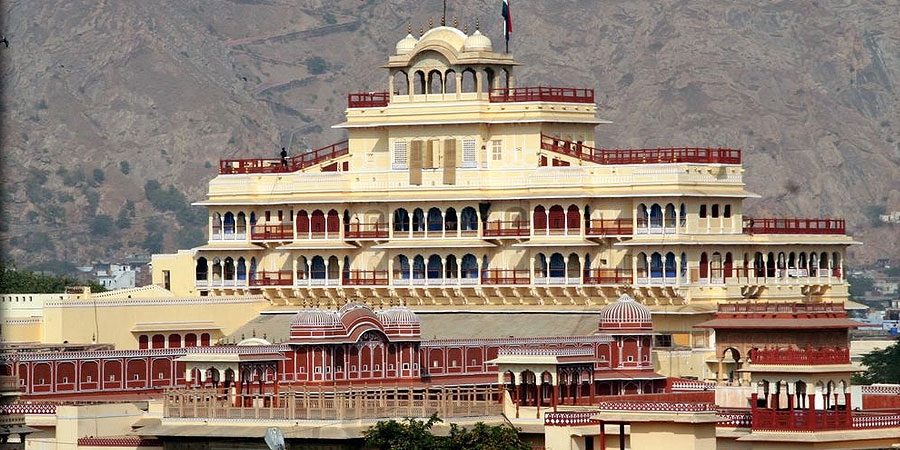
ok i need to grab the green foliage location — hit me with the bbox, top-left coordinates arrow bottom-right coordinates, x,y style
143,221 -> 165,253
84,189 -> 100,216
17,232 -> 55,253
144,180 -> 204,228
363,413 -> 530,450
26,211 -> 39,224
119,160 -> 130,175
866,204 -> 886,227
853,341 -> 900,384
24,168 -> 53,204
61,167 -> 86,187
323,13 -> 337,24
885,266 -> 900,277
42,204 -> 66,226
116,206 -> 132,229
89,214 -> 115,235
306,56 -> 329,75
176,227 -> 205,249
848,274 -> 875,299
0,261 -> 107,294
92,168 -> 105,186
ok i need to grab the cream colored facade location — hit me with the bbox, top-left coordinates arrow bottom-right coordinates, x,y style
0,285 -> 268,350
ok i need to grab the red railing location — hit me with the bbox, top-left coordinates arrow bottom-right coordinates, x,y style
342,270 -> 389,286
540,134 -> 742,165
483,220 -> 530,237
348,92 -> 389,108
743,218 -> 846,235
717,302 -> 845,314
219,140 -> 349,174
583,268 -> 631,285
250,224 -> 293,240
345,222 -> 389,239
489,86 -> 594,104
586,219 -> 633,236
250,270 -> 292,286
481,269 -> 530,285
750,347 -> 850,365
754,409 -> 850,432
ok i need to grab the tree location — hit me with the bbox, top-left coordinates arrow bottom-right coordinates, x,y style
89,214 -> 115,235
116,206 -> 132,229
119,160 -> 130,175
853,340 -> 900,384
364,413 -> 530,450
92,168 -> 105,185
306,56 -> 328,75
0,261 -> 107,294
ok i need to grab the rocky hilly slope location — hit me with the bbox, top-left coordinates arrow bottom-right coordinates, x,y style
1,0 -> 898,269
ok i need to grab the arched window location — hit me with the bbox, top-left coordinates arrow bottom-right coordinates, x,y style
723,204 -> 732,218
444,208 -> 458,231
533,206 -> 547,231
799,253 -> 807,272
724,253 -> 733,279
326,210 -> 340,233
665,204 -> 676,228
699,205 -> 707,219
788,252 -> 797,269
500,68 -> 510,89
236,212 -> 246,234
649,204 -> 663,228
250,212 -> 257,226
680,252 -> 687,278
427,208 -> 443,231
139,335 -> 149,349
483,68 -> 495,92
413,255 -> 425,279
311,256 -> 326,279
249,257 -> 257,281
679,204 -> 686,227
650,253 -> 663,278
460,207 -> 478,231
195,258 -> 208,281
393,209 -> 410,232
754,252 -> 764,277
566,205 -> 580,232
548,205 -> 565,230
395,255 -> 410,279
461,68 -> 477,93
766,253 -> 776,277
832,252 -> 841,277
428,70 -> 443,94
444,69 -> 457,94
639,204 -> 649,225
549,253 -> 565,278
152,334 -> 165,349
212,212 -> 222,235
567,253 -> 580,278
342,255 -> 350,280
168,334 -> 181,348
311,210 -> 326,233
712,204 -> 720,218
446,255 -> 459,278
200,333 -> 211,346
297,210 -> 310,234
184,333 -> 197,347
820,252 -> 829,277
223,212 -> 235,234
212,258 -> 222,282
223,257 -> 235,281
427,255 -> 443,279
461,254 -> 478,278
414,71 -> 426,94
711,252 -> 723,281
665,252 -> 676,278
699,252 -> 709,278
327,255 -> 340,279
412,208 -> 425,232
535,253 -> 548,278
637,252 -> 648,278
394,70 -> 409,95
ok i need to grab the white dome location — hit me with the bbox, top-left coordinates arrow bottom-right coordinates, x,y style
377,306 -> 420,326
464,30 -> 492,52
600,294 -> 652,328
291,308 -> 340,328
396,33 -> 418,55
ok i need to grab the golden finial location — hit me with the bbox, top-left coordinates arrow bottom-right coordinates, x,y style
429,17 -> 434,29
464,23 -> 469,34
419,26 -> 424,37
407,22 -> 412,34
441,15 -> 446,26
475,18 -> 480,31
453,17 -> 458,28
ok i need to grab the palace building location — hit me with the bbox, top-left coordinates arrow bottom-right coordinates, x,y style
3,21 -> 895,450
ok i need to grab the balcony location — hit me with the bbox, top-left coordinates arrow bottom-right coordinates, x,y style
743,218 -> 846,235
347,91 -> 389,108
211,226 -> 247,241
345,222 -> 389,239
249,270 -> 292,286
754,409 -> 850,432
700,267 -> 843,286
483,220 -> 530,237
583,268 -> 631,285
250,224 -> 293,241
540,134 -> 742,165
219,140 -> 349,175
488,86 -> 595,104
586,219 -> 633,237
481,269 -> 530,285
342,270 -> 389,286
749,347 -> 850,365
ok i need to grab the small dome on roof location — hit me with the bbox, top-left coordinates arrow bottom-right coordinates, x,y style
396,33 -> 418,55
378,306 -> 420,326
599,294 -> 652,329
292,308 -> 340,328
464,30 -> 492,52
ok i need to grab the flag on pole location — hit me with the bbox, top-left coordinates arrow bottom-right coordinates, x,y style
501,0 -> 512,52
